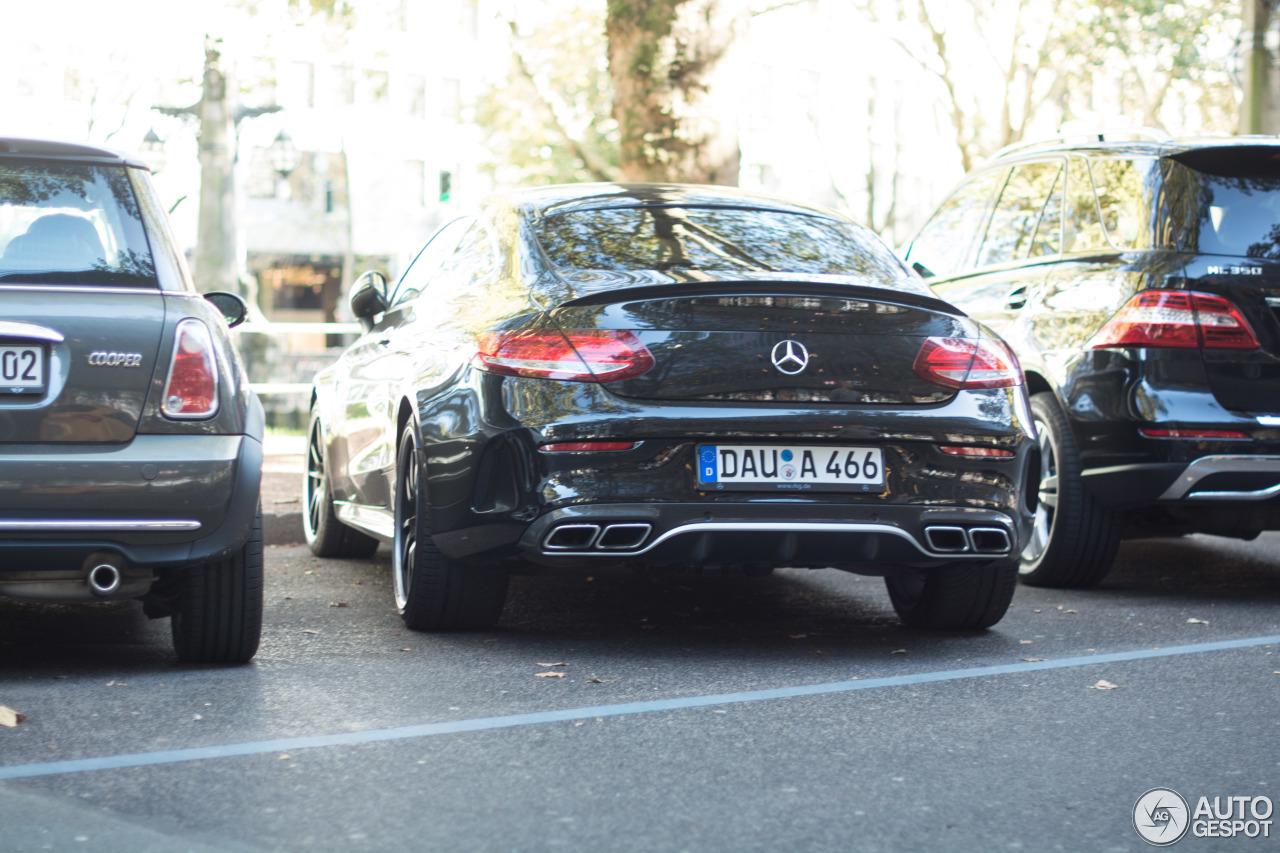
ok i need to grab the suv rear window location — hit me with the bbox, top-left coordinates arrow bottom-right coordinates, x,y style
1162,149 -> 1280,258
534,206 -> 908,279
0,161 -> 157,287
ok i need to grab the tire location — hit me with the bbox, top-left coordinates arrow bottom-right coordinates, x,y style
304,411 -> 379,559
1019,392 -> 1121,588
171,505 -> 264,663
393,424 -> 508,631
885,558 -> 1018,630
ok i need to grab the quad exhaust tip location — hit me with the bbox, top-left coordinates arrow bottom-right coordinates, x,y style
544,523 -> 653,552
923,525 -> 1011,555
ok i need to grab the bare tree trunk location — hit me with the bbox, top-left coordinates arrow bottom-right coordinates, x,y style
193,40 -> 239,295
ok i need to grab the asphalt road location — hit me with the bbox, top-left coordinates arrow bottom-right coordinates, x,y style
2,533 -> 1279,852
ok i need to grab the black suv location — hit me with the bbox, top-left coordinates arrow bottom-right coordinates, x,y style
904,133 -> 1280,588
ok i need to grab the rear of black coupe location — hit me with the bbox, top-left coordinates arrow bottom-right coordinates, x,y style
308,185 -> 1039,631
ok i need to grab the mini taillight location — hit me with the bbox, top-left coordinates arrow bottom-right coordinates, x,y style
161,319 -> 218,419
1089,290 -> 1259,350
540,441 -> 638,452
913,337 -> 1022,389
473,329 -> 654,382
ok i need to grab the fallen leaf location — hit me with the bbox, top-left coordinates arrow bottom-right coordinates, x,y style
400,648 -> 411,652
192,714 -> 203,721
328,602 -> 348,608
1187,618 -> 1209,625
301,629 -> 319,635
788,634 -> 808,639
483,638 -> 498,643
1020,640 -> 1033,645
1033,609 -> 1041,613
1089,679 -> 1120,690
1064,609 -> 1078,614
587,676 -> 614,683
574,721 -> 585,727
535,671 -> 565,679
536,662 -> 569,668
1021,657 -> 1045,662
279,754 -> 291,760
891,649 -> 907,654
0,706 -> 25,727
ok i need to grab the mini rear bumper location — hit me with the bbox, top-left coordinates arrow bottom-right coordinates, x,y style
0,433 -> 262,574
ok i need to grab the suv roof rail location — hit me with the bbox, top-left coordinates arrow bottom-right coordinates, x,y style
990,127 -> 1171,160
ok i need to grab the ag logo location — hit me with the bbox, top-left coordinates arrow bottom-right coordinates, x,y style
1134,788 -> 1190,846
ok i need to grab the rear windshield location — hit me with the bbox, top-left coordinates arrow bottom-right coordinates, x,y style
534,206 -> 908,280
1163,149 -> 1280,258
0,161 -> 157,286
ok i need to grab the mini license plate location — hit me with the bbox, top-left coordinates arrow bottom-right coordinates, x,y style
0,345 -> 44,394
697,444 -> 885,493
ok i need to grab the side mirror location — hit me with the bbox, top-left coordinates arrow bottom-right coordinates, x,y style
204,291 -> 249,328
911,261 -> 935,279
348,271 -> 389,331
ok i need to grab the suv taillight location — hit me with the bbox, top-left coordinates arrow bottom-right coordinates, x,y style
473,329 -> 654,382
913,337 -> 1023,389
1089,290 -> 1259,350
161,319 -> 219,419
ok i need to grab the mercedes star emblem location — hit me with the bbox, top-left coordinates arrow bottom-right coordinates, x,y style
770,340 -> 810,375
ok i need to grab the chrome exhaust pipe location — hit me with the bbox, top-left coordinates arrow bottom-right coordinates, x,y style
543,524 -> 602,550
968,527 -> 1011,554
86,563 -> 122,596
923,525 -> 968,553
596,523 -> 652,550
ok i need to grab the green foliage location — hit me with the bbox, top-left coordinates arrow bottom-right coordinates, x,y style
475,5 -> 619,187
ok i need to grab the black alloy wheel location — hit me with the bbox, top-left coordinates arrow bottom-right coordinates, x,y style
885,558 -> 1019,629
393,424 -> 508,631
1018,393 -> 1121,588
304,411 -> 378,558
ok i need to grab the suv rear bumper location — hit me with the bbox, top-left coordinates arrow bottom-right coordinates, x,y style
1084,455 -> 1280,506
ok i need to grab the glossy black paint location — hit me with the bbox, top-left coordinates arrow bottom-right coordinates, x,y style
314,183 -> 1038,574
907,139 -> 1280,536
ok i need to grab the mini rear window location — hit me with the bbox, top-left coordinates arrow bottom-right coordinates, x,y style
0,161 -> 157,287
534,206 -> 908,280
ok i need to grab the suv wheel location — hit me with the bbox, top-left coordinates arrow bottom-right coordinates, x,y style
304,411 -> 379,558
885,558 -> 1018,629
171,505 -> 264,663
1019,393 -> 1121,588
393,424 -> 508,631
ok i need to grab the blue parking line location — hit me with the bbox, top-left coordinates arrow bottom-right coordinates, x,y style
3,633 -> 1277,781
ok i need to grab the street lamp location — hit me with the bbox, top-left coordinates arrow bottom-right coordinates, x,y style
140,128 -> 166,174
269,130 -> 300,179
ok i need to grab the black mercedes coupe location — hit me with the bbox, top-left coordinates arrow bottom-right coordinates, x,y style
305,184 -> 1039,631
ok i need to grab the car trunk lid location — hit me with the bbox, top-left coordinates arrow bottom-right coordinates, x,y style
0,287 -> 165,443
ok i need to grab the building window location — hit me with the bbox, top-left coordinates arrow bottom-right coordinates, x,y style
407,75 -> 426,118
441,78 -> 461,121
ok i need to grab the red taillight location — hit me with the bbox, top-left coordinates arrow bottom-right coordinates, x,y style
940,445 -> 1017,457
913,337 -> 1022,390
540,441 -> 638,452
1139,428 -> 1250,440
1089,290 -> 1259,350
161,319 -> 218,419
473,329 -> 654,382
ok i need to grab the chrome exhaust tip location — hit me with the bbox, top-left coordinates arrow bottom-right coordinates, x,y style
543,524 -> 602,551
596,523 -> 652,550
923,525 -> 969,553
86,563 -> 123,597
968,527 -> 1012,554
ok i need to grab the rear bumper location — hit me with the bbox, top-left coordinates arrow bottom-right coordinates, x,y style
0,433 -> 262,574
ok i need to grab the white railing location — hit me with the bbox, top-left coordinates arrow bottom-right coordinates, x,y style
236,321 -> 362,396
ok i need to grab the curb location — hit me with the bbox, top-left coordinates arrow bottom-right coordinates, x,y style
263,511 -> 304,547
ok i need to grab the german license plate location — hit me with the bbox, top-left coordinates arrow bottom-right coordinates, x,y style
697,444 -> 885,492
0,345 -> 43,394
